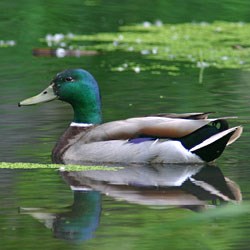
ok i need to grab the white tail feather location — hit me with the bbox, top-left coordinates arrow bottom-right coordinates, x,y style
190,126 -> 242,152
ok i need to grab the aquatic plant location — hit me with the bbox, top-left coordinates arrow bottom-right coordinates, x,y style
40,21 -> 250,74
0,40 -> 16,47
0,162 -> 122,171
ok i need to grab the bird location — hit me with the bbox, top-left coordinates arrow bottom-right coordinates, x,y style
18,69 -> 242,165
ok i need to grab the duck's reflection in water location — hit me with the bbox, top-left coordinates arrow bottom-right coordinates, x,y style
19,164 -> 241,242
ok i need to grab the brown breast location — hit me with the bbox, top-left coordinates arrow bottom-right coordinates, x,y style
52,125 -> 93,164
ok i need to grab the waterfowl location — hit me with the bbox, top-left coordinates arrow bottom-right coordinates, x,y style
19,69 -> 242,165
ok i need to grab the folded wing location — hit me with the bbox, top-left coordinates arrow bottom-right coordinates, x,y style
84,113 -> 242,147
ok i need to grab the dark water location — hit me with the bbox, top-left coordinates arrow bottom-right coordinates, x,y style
1,0 -> 250,249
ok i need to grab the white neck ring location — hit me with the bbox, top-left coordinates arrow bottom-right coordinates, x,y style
70,122 -> 93,127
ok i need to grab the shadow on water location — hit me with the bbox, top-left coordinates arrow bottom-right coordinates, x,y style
19,164 -> 241,243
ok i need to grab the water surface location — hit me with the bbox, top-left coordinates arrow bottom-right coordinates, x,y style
1,1 -> 250,249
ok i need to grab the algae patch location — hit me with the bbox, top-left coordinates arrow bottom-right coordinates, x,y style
41,21 -> 250,73
0,162 -> 123,171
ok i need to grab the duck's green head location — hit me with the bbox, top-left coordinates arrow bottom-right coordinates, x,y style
19,69 -> 102,124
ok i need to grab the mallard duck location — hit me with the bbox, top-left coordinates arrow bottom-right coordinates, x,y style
19,69 -> 242,165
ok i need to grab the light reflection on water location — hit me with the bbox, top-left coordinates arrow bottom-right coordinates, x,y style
1,0 -> 250,249
1,163 -> 249,249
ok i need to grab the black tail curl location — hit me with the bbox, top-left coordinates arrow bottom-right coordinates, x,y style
178,119 -> 233,162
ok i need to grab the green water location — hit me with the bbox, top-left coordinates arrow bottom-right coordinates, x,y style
1,0 -> 250,249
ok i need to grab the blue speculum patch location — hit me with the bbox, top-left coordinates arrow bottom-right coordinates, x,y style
128,137 -> 157,144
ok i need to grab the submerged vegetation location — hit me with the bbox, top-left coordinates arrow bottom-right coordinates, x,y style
41,21 -> 250,74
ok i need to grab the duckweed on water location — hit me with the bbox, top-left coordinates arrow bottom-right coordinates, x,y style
0,162 -> 123,171
41,21 -> 250,72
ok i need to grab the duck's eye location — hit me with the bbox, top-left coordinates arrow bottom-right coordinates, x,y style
65,77 -> 74,82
